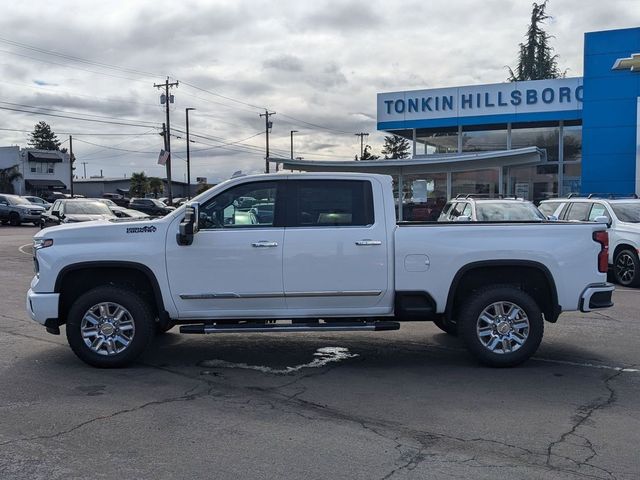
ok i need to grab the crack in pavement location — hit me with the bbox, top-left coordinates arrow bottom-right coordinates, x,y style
0,382 -> 208,447
545,369 -> 625,479
139,359 -> 632,480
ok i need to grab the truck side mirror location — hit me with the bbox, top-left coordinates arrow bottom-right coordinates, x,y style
455,215 -> 471,222
593,215 -> 611,227
178,202 -> 200,246
547,215 -> 558,221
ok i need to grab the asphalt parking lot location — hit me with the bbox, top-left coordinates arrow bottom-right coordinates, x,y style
0,226 -> 639,479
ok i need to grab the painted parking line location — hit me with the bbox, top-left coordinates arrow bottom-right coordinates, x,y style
531,356 -> 639,373
18,244 -> 33,256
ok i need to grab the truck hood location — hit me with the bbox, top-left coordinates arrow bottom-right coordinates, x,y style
63,214 -> 114,222
616,222 -> 640,235
35,217 -> 168,241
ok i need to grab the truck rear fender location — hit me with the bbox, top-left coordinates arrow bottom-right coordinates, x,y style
445,261 -> 560,323
54,261 -> 169,325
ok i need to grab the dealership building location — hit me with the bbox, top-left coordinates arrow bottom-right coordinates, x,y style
274,27 -> 640,220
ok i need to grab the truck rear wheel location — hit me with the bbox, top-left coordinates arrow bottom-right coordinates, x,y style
458,286 -> 543,367
66,286 -> 155,368
9,212 -> 20,226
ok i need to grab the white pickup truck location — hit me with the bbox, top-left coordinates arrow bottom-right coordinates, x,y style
27,173 -> 614,368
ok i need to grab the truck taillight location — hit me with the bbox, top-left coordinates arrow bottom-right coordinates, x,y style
593,230 -> 609,273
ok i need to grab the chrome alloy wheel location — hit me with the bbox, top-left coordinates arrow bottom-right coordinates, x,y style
80,302 -> 135,356
615,252 -> 636,284
476,301 -> 529,354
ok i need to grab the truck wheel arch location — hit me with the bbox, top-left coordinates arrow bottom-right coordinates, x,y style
54,261 -> 169,325
445,260 -> 560,324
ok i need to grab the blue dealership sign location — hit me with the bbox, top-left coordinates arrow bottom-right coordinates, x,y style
377,78 -> 583,129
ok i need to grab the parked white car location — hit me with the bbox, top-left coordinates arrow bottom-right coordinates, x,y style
28,173 -> 613,368
540,195 -> 640,286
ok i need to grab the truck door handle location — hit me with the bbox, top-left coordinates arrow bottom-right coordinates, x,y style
355,240 -> 382,246
252,241 -> 278,248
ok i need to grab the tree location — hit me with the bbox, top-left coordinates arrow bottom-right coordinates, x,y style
508,1 -> 563,81
0,165 -> 22,194
149,177 -> 164,198
360,145 -> 380,160
130,172 -> 150,198
381,135 -> 411,159
28,121 -> 62,150
196,183 -> 211,195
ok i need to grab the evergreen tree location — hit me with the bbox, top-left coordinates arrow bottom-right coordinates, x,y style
196,183 -> 211,195
28,121 -> 62,150
130,172 -> 150,198
0,165 -> 22,194
148,177 -> 164,198
360,145 -> 380,160
508,1 -> 563,81
381,135 -> 411,159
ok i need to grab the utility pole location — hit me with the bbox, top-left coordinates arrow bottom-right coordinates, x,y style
259,110 -> 276,173
355,132 -> 369,160
154,77 -> 179,204
69,135 -> 74,196
290,130 -> 298,160
81,162 -> 88,179
185,107 -> 195,200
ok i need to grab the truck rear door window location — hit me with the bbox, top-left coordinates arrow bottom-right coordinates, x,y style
289,180 -> 374,227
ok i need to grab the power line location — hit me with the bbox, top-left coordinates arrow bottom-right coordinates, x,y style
0,101 -> 159,126
0,36 -> 361,138
0,105 -> 159,129
0,36 -> 157,78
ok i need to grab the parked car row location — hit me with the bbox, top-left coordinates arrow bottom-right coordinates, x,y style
0,192 -> 177,227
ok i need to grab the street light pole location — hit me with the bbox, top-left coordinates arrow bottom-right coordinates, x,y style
185,107 -> 196,200
290,130 -> 298,160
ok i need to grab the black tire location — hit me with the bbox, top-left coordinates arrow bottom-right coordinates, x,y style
9,212 -> 20,226
66,286 -> 155,368
614,249 -> 640,287
155,319 -> 176,334
458,286 -> 543,368
433,317 -> 458,336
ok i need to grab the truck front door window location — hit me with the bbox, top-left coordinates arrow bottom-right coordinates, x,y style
199,181 -> 278,229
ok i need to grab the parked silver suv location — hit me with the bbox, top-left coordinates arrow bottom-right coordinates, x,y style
0,194 -> 46,226
438,195 -> 546,222
540,194 -> 640,286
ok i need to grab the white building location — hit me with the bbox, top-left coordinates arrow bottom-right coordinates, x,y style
0,146 -> 71,196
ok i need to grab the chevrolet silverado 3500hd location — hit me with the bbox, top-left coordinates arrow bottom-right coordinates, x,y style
27,173 -> 614,368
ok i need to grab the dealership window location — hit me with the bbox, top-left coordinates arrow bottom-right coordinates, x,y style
417,128 -> 458,155
507,164 -> 558,204
562,162 -> 581,196
461,124 -> 508,153
401,173 -> 448,221
563,125 -> 582,162
511,124 -> 560,161
451,168 -> 499,197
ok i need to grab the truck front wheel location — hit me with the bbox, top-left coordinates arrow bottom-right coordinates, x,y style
66,286 -> 155,368
458,286 -> 543,367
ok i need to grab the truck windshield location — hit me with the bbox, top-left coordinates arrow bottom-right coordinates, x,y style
611,203 -> 640,223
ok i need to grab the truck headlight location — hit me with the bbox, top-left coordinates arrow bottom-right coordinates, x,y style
33,238 -> 54,250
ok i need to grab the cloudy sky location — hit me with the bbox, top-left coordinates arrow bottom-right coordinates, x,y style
0,0 -> 639,183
